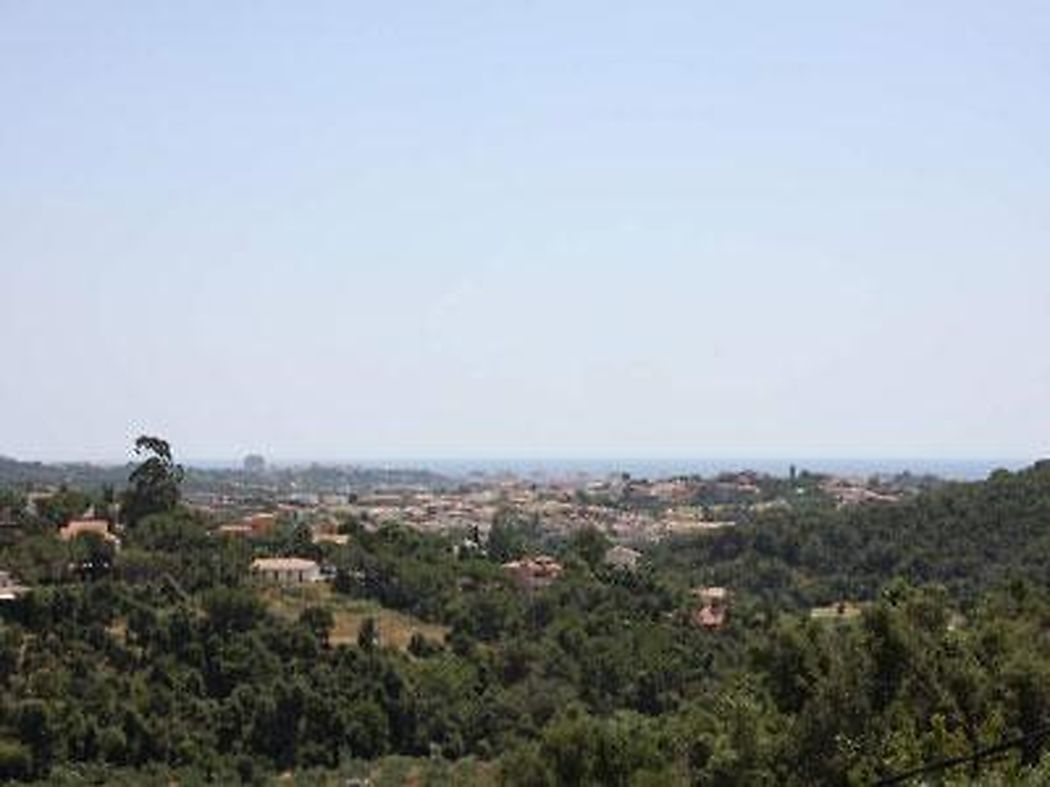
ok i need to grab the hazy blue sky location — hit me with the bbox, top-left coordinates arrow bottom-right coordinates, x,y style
1,1 -> 1048,462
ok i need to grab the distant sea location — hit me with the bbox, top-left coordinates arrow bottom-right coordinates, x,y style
187,457 -> 1034,482
410,458 -> 1029,482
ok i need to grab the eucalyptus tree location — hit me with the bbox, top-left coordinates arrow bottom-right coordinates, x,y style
122,435 -> 184,527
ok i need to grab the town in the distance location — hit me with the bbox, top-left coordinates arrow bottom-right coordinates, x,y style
1,440 -> 1048,785
1,446 -> 933,622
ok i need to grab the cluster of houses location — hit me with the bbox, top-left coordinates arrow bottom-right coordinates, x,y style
0,489 -> 738,634
196,466 -> 906,550
214,510 -> 349,546
234,521 -> 736,632
820,478 -> 902,507
209,479 -> 744,547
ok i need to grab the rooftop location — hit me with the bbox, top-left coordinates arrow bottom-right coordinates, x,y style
251,557 -> 319,572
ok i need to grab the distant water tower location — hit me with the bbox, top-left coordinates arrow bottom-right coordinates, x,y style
244,454 -> 266,474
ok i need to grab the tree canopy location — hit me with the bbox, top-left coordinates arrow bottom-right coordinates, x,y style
122,436 -> 183,527
0,458 -> 1048,783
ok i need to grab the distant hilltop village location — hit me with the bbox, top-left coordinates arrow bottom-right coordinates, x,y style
0,451 -> 951,666
172,459 -> 926,548
2,440 -> 1043,786
0,451 -> 932,636
0,453 -> 936,559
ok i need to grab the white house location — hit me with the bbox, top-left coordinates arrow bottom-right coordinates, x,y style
251,557 -> 322,584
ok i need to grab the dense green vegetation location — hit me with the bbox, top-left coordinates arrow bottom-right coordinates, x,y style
1,446 -> 1050,784
651,462 -> 1050,608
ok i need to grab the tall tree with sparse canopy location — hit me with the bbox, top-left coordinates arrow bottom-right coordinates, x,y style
122,435 -> 183,527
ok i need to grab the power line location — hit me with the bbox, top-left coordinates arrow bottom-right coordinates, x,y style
876,725 -> 1050,785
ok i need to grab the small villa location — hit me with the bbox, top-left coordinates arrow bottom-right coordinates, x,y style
59,519 -> 120,547
251,557 -> 322,584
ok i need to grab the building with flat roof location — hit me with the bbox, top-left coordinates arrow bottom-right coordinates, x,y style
251,557 -> 321,584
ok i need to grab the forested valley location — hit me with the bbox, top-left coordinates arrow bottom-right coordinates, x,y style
2,453 -> 1050,785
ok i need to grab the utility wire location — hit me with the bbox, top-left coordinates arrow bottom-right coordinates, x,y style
875,724 -> 1050,785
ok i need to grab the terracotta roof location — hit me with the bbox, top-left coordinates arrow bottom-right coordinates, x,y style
694,605 -> 727,629
59,520 -> 117,542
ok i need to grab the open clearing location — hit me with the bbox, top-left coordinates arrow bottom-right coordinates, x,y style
260,582 -> 449,650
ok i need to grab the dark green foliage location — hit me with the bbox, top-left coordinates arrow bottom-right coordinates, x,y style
33,489 -> 93,528
202,587 -> 266,634
68,531 -> 116,580
487,508 -> 544,563
651,461 -> 1050,608
0,739 -> 31,781
567,526 -> 611,570
357,616 -> 379,651
299,605 -> 334,647
0,464 -> 1049,783
122,436 -> 184,527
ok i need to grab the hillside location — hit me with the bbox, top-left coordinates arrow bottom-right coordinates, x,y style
652,460 -> 1050,608
1,464 -> 1050,783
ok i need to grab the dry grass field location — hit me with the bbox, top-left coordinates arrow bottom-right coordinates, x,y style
259,582 -> 449,650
